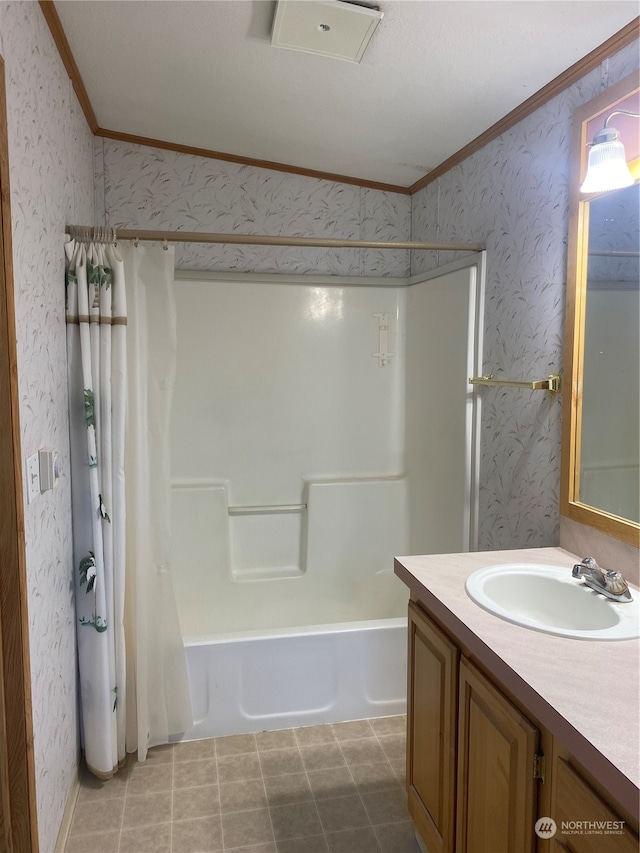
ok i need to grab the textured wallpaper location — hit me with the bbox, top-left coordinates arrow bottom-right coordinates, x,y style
99,40 -> 639,556
411,40 -> 639,550
0,2 -> 94,849
97,139 -> 411,278
1,3 -> 637,844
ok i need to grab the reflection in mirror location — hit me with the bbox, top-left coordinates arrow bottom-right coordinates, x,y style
579,184 -> 639,523
561,71 -> 640,546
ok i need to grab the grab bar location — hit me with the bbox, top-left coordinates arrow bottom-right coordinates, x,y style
228,503 -> 307,516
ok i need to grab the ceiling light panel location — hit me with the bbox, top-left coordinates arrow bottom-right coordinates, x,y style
271,0 -> 383,63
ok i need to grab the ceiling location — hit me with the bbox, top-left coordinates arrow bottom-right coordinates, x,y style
54,0 -> 639,189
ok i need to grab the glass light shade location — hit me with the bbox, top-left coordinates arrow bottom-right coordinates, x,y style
580,127 -> 634,193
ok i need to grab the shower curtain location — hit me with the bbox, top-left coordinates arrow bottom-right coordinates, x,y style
66,235 -> 191,778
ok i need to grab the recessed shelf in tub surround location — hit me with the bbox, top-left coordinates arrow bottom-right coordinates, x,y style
394,546 -> 640,820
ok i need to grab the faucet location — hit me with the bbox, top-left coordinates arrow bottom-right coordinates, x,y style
572,556 -> 633,603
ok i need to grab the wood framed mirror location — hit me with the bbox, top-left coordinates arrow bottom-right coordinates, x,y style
561,71 -> 640,547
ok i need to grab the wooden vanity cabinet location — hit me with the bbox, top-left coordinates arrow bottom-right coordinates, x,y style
407,601 -> 540,853
549,747 -> 638,853
406,599 -> 639,853
407,600 -> 459,853
456,658 -> 539,853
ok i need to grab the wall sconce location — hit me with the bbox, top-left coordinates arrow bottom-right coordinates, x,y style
580,110 -> 640,193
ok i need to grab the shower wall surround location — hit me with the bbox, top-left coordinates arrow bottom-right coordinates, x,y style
411,39 -> 639,550
0,2 -> 94,849
95,138 -> 411,278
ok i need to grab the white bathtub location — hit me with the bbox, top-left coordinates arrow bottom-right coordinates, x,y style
171,476 -> 410,740
179,615 -> 407,741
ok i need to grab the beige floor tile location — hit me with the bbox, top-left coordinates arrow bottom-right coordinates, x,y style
144,743 -> 175,765
127,762 -> 173,796
64,829 -> 120,853
77,767 -> 129,803
68,797 -> 125,837
294,725 -> 336,747
260,747 -> 304,777
325,826 -> 383,853
390,758 -> 406,784
119,822 -> 171,852
215,733 -> 257,757
361,788 -> 410,825
122,790 -> 172,829
219,778 -> 268,813
276,835 -> 329,853
172,784 -> 220,821
221,807 -> 274,848
217,752 -> 262,784
174,739 -> 216,763
377,734 -> 406,763
264,772 -> 313,807
339,738 -> 387,767
256,728 -> 297,751
172,815 -> 223,852
173,758 -> 218,789
369,716 -> 407,737
349,760 -> 400,795
306,766 -> 356,801
374,820 -> 422,853
331,720 -> 374,741
315,795 -> 369,833
269,800 -> 323,841
299,744 -> 345,772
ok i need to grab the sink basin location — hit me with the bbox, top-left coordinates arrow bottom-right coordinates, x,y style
465,563 -> 640,640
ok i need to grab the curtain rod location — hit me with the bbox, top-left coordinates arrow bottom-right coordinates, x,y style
66,226 -> 484,253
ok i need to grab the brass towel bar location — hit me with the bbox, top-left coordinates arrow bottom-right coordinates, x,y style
469,374 -> 561,393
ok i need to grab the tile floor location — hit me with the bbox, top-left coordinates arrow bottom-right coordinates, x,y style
64,715 -> 421,853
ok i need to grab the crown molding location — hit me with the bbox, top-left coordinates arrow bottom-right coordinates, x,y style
38,0 -> 98,133
39,2 -> 638,197
94,128 -> 411,194
409,17 -> 640,194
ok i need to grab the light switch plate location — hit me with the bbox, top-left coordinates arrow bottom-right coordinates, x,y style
25,452 -> 40,504
39,448 -> 60,491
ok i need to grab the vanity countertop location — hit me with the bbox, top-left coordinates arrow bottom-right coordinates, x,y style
394,546 -> 640,820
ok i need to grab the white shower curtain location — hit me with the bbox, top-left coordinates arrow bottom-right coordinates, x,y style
66,236 -> 191,778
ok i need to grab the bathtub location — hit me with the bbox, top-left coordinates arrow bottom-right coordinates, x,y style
179,613 -> 407,741
171,477 -> 410,740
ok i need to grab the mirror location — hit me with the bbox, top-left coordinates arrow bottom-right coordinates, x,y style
561,72 -> 640,547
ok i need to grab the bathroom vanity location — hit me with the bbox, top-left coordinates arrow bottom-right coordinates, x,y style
394,547 -> 640,853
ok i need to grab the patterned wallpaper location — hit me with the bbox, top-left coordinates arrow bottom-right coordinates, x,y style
0,2 -> 94,849
411,40 -> 639,550
96,139 -> 411,278
100,41 -> 638,555
1,4 -> 636,844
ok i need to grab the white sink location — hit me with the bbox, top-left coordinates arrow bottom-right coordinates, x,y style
465,563 -> 640,641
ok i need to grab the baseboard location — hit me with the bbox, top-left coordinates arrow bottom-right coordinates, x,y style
54,766 -> 81,853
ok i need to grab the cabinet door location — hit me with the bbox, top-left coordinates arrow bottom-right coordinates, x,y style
456,658 -> 538,853
407,601 -> 459,853
551,756 -> 639,853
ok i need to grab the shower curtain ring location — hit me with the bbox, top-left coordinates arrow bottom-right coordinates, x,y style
162,238 -> 169,251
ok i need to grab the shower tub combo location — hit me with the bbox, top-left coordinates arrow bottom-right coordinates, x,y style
170,265 -> 481,739
173,476 -> 410,739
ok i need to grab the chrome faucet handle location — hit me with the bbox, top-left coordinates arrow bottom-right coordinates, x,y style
604,570 -> 631,598
572,557 -> 633,603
